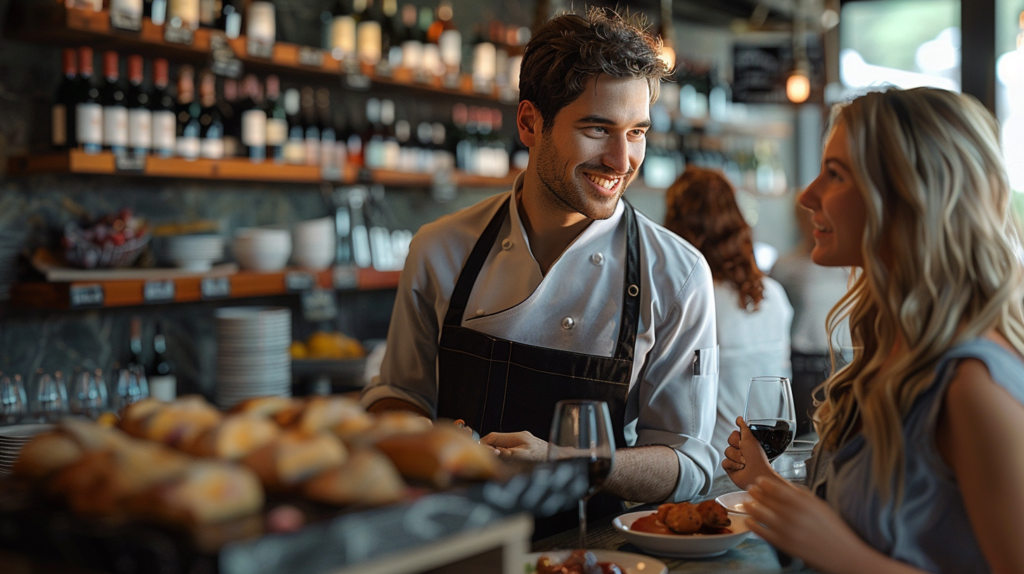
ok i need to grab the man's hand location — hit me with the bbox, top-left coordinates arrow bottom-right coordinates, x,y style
480,431 -> 549,461
722,416 -> 779,490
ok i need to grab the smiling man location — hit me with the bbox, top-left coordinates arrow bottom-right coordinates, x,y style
361,8 -> 719,530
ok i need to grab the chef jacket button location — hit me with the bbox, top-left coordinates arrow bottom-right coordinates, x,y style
502,238 -> 514,250
562,317 -> 575,330
591,253 -> 604,265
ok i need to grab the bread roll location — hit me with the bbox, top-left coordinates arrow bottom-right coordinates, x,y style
12,432 -> 84,479
229,396 -> 301,420
136,396 -> 222,448
242,431 -> 347,491
374,426 -> 498,488
293,396 -> 366,436
184,414 -> 281,460
118,398 -> 165,437
341,410 -> 432,447
130,461 -> 264,525
302,448 -> 406,507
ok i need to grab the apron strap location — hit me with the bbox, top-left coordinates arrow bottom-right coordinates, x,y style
614,201 -> 641,362
443,197 -> 511,327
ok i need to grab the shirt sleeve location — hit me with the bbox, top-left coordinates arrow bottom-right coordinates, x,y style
631,254 -> 719,502
359,231 -> 443,418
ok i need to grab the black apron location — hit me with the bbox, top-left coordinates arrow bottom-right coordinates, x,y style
436,197 -> 642,539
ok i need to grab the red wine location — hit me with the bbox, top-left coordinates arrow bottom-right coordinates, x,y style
586,457 -> 612,497
748,420 -> 794,461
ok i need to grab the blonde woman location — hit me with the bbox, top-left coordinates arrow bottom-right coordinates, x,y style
722,87 -> 1024,573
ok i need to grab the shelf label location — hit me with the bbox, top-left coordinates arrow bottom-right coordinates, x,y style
164,23 -> 194,46
210,33 -> 243,78
143,279 -> 176,303
298,47 -> 325,68
201,276 -> 231,299
441,73 -> 461,91
332,266 -> 358,290
247,39 -> 274,59
110,12 -> 142,33
285,271 -> 316,292
322,166 -> 342,181
69,284 -> 104,308
114,152 -> 146,172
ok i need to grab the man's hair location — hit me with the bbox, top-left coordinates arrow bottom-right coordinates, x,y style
519,7 -> 671,131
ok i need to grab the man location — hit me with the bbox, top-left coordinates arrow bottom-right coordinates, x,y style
361,8 -> 719,509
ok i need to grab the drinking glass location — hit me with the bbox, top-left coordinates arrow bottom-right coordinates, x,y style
31,369 -> 68,422
547,400 -> 615,549
68,369 -> 107,419
743,376 -> 796,463
114,366 -> 146,411
0,374 -> 28,425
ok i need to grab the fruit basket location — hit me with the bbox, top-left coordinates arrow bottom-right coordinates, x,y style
62,209 -> 150,269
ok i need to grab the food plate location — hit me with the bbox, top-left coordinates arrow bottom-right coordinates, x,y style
613,510 -> 751,558
524,550 -> 667,574
715,491 -> 753,515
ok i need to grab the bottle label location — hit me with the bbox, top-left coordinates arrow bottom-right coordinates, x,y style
473,42 -> 497,81
128,108 -> 152,149
177,135 -> 200,159
401,40 -> 423,70
52,104 -> 67,146
110,0 -> 143,31
151,111 -> 176,153
284,140 -> 305,164
103,106 -> 129,148
266,118 -> 287,145
242,109 -> 267,147
357,21 -> 382,65
201,137 -> 225,159
167,0 -> 199,29
439,30 -> 461,68
331,16 -> 357,58
305,138 -> 321,166
76,102 -> 103,145
247,1 -> 276,42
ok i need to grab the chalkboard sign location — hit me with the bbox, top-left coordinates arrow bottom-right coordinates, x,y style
733,36 -> 825,104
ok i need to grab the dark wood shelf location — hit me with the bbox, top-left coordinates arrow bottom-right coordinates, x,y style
5,2 -> 517,105
6,150 -> 522,188
9,265 -> 402,309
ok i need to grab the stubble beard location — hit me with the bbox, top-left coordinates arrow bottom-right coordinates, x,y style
535,133 -> 626,221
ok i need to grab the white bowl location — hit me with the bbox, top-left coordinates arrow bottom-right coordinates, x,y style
293,217 -> 335,244
613,510 -> 751,559
233,239 -> 291,271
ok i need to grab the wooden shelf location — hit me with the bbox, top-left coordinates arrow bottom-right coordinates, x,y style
9,265 -> 402,310
5,2 -> 517,105
6,150 -> 522,188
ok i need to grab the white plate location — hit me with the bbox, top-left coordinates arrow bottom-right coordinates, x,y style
613,510 -> 751,559
715,491 -> 753,516
524,550 -> 667,574
0,424 -> 54,439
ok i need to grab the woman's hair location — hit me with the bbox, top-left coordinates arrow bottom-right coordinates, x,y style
664,166 -> 765,310
518,7 -> 671,132
813,87 -> 1024,502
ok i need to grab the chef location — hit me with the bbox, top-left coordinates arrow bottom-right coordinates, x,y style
361,8 -> 719,516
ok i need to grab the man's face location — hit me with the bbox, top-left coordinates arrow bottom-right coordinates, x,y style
533,75 -> 651,221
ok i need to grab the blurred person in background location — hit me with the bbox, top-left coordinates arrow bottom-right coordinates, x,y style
663,166 -> 793,486
723,87 -> 1024,573
771,199 -> 852,436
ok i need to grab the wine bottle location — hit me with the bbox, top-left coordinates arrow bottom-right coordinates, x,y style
345,105 -> 365,168
283,88 -> 306,165
491,21 -> 510,90
100,51 -> 129,157
145,0 -> 168,26
220,78 -> 240,157
326,0 -> 356,63
126,55 -> 152,157
382,0 -> 401,71
198,70 -> 224,159
219,0 -> 243,38
432,1 -> 460,81
239,74 -> 267,163
380,99 -> 399,170
110,0 -> 144,32
198,0 -> 218,28
150,58 -> 176,158
363,97 -> 384,169
317,88 -> 338,172
301,86 -> 320,166
166,0 -> 200,30
246,1 -> 276,58
398,3 -> 421,72
52,48 -> 77,150
357,0 -> 382,68
175,65 -> 201,160
419,6 -> 442,80
264,75 -> 287,163
471,23 -> 496,93
129,316 -> 145,367
148,324 -> 177,402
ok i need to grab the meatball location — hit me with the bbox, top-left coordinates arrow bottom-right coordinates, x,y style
697,500 -> 731,529
664,502 -> 703,534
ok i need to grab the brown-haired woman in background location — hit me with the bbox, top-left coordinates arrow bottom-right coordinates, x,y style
664,166 -> 793,486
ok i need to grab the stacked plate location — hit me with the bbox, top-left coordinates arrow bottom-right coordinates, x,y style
0,423 -> 53,476
164,234 -> 225,272
215,306 -> 291,410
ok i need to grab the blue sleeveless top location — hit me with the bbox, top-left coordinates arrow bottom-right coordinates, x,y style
806,339 -> 1024,573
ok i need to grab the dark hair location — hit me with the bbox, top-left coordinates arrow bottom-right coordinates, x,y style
664,167 -> 765,310
519,7 -> 671,131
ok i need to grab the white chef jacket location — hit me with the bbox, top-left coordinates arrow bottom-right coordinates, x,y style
361,176 -> 720,501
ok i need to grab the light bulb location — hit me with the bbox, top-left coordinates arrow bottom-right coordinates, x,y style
786,71 -> 810,103
659,46 -> 676,71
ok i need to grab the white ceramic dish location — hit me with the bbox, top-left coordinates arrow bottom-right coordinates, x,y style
524,550 -> 667,574
613,510 -> 751,559
715,491 -> 754,516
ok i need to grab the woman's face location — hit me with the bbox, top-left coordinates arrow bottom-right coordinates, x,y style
798,121 -> 867,267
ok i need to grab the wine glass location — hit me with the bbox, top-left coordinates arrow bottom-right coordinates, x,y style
0,374 -> 28,425
114,366 -> 146,411
68,369 -> 107,419
743,376 -> 796,463
31,369 -> 68,423
547,400 -> 615,549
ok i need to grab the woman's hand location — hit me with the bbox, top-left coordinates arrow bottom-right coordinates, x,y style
745,476 -> 881,574
480,430 -> 548,461
722,416 -> 779,490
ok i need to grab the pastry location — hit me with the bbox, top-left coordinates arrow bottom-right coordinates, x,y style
302,448 -> 406,506
242,431 -> 347,491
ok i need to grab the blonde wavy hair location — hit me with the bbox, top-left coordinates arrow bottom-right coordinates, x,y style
813,87 -> 1024,502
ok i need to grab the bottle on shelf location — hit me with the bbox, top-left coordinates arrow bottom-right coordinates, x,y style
300,86 -> 320,166
126,54 -> 152,158
362,97 -> 384,169
69,0 -> 103,11
198,69 -> 225,159
264,75 -> 287,163
100,51 -> 129,157
198,0 -> 218,28
110,0 -> 144,32
174,65 -> 201,161
382,0 -> 401,71
219,0 -> 243,39
317,88 -> 339,174
149,58 -> 176,158
145,0 -> 168,26
148,323 -> 176,402
398,3 -> 422,74
325,0 -> 358,66
471,23 -> 496,94
129,316 -> 145,367
430,0 -> 461,84
166,0 -> 200,31
419,6 -> 442,81
219,77 -> 239,157
380,99 -> 399,170
344,104 -> 365,168
357,0 -> 383,69
490,21 -> 510,91
246,1 -> 276,58
239,74 -> 267,163
283,88 -> 306,165
52,48 -> 78,150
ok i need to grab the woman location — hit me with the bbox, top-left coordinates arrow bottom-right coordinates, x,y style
723,87 -> 1024,573
663,166 -> 793,485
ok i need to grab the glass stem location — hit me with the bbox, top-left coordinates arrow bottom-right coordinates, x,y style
578,499 -> 587,549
